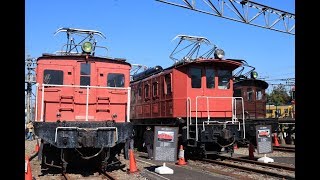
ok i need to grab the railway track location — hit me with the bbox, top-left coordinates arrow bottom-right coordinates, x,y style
99,168 -> 118,180
134,151 -> 255,179
198,155 -> 295,179
273,146 -> 295,152
61,167 -> 117,180
135,150 -> 295,179
62,172 -> 72,180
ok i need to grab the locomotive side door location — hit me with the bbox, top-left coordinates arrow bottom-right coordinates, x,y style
245,87 -> 255,119
187,66 -> 205,118
96,66 -> 128,122
37,64 -> 74,122
253,88 -> 266,119
188,66 -> 204,94
74,61 -> 97,121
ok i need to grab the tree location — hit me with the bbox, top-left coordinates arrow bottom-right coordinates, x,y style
268,84 -> 291,106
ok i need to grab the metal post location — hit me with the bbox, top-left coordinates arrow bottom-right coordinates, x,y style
35,83 -> 39,121
25,57 -> 36,122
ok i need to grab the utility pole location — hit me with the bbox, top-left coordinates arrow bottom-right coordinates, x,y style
25,55 -> 36,123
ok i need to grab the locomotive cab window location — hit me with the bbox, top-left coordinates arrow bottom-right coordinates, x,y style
43,70 -> 64,85
266,109 -> 273,113
80,63 -> 91,87
138,85 -> 142,100
144,83 -> 150,100
206,68 -> 215,89
247,88 -> 253,101
131,89 -> 136,103
164,74 -> 172,95
190,67 -> 202,88
256,89 -> 263,100
107,73 -> 125,87
218,70 -> 231,89
234,89 -> 242,97
152,81 -> 159,98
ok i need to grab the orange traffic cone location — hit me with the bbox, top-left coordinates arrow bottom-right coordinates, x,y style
233,143 -> 238,150
248,143 -> 255,160
273,133 -> 280,147
127,149 -> 139,173
176,145 -> 187,165
25,155 -> 33,180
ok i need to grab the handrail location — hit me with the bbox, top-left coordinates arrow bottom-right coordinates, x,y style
186,97 -> 191,139
241,98 -> 245,139
41,84 -> 45,122
86,86 -> 89,121
36,83 -> 131,122
127,87 -> 131,122
192,96 -> 245,141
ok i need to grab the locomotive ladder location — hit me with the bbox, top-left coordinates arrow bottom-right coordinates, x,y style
186,96 -> 245,143
59,95 -> 74,112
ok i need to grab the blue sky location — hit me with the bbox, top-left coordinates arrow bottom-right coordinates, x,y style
25,0 -> 295,92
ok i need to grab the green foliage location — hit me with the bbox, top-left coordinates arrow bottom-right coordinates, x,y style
267,84 -> 291,105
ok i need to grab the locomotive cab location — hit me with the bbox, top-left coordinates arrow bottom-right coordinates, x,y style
233,78 -> 268,119
175,58 -> 244,156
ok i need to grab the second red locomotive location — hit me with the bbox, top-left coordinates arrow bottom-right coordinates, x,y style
130,35 -> 247,157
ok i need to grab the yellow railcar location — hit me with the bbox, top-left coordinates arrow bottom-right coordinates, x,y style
266,105 -> 295,118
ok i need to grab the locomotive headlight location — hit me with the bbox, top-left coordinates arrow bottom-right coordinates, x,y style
251,71 -> 258,79
82,41 -> 93,53
214,48 -> 225,59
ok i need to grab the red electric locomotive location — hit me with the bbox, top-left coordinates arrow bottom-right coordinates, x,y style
33,28 -> 133,172
130,35 -> 247,157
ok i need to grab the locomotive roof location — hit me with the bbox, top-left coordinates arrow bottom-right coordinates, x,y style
130,58 -> 242,83
169,58 -> 243,70
37,54 -> 131,66
233,79 -> 269,89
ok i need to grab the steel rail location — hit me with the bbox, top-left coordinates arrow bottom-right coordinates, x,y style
273,146 -> 295,152
199,157 -> 295,179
